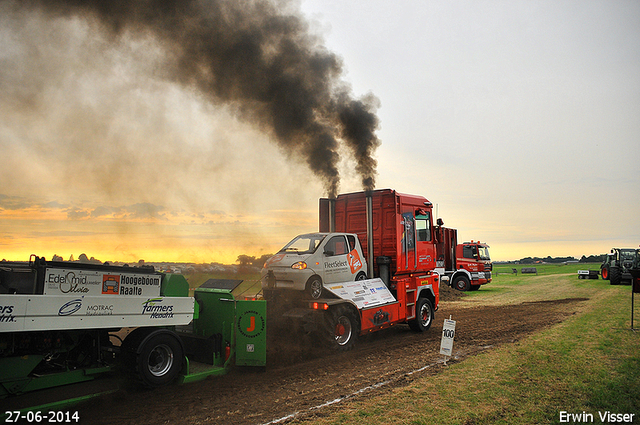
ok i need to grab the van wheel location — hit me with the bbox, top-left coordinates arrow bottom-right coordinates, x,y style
306,276 -> 324,299
355,272 -> 367,280
408,298 -> 433,332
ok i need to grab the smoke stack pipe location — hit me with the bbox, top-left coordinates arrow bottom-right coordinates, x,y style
366,191 -> 374,278
329,198 -> 336,232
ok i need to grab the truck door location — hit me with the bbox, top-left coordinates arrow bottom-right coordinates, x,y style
401,212 -> 416,271
321,235 -> 356,283
415,210 -> 436,272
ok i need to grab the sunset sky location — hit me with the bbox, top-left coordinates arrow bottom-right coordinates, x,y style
1,0 -> 639,264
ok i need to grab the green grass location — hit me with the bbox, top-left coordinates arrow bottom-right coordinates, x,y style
182,270 -> 262,298
455,263 -> 604,306
292,263 -> 640,424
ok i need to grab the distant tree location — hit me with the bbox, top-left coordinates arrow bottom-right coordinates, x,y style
237,254 -> 275,269
237,255 -> 255,267
255,254 -> 273,268
52,254 -> 63,262
580,254 -> 607,263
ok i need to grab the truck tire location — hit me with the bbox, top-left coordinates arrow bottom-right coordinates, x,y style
137,331 -> 183,387
324,305 -> 359,351
601,266 -> 610,280
610,267 -> 622,286
453,275 -> 471,291
306,276 -> 324,299
408,298 -> 433,332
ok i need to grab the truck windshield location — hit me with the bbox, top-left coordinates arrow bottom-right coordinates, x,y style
478,246 -> 491,260
279,234 -> 326,254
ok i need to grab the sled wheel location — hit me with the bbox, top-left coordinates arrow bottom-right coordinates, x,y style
137,332 -> 183,387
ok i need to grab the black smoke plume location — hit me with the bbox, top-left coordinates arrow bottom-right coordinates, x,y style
12,0 -> 380,197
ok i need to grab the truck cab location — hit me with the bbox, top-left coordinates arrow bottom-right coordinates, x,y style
450,242 -> 492,291
261,232 -> 367,299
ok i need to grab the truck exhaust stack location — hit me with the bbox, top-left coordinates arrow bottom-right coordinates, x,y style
328,198 -> 336,232
366,190 -> 374,278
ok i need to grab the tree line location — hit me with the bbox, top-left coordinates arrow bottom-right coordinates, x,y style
516,254 -> 607,264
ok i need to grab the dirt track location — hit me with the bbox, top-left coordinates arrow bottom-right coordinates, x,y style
75,288 -> 587,425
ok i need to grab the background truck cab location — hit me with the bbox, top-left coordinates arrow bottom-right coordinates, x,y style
450,241 -> 493,291
261,232 -> 368,299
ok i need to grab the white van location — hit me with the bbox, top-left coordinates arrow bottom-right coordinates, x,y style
261,232 -> 368,299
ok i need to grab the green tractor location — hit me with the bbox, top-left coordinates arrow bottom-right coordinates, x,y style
600,248 -> 638,285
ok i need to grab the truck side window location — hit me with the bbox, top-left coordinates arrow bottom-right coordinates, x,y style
326,236 -> 348,256
463,245 -> 477,259
416,214 -> 431,242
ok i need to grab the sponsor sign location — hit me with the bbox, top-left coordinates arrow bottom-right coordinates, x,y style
44,268 -> 161,297
0,294 -> 194,332
325,278 -> 396,309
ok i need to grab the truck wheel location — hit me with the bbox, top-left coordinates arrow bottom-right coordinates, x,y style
601,266 -> 609,280
137,332 -> 183,387
306,276 -> 324,299
324,305 -> 359,351
610,267 -> 622,286
453,275 -> 470,291
408,298 -> 433,332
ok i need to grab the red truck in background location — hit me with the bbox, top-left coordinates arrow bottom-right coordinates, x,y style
449,241 -> 492,291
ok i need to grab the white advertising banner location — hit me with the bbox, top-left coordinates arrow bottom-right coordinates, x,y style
0,294 -> 194,332
43,268 -> 162,297
325,278 -> 396,309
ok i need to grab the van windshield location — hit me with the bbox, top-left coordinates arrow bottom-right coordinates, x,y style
279,234 -> 326,254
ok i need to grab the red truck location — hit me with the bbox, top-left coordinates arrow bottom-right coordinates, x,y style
320,189 -> 491,292
448,241 -> 492,291
264,189 -> 490,350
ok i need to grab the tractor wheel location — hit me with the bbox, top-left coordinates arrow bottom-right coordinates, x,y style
601,266 -> 609,280
453,275 -> 471,291
137,331 -> 183,387
306,276 -> 324,299
324,305 -> 359,351
610,267 -> 622,286
408,298 -> 434,332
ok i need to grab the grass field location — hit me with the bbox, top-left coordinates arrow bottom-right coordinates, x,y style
288,263 -> 640,424
183,270 -> 263,297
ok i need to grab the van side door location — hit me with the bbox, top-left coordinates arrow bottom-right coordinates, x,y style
321,235 -> 355,284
